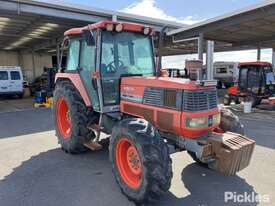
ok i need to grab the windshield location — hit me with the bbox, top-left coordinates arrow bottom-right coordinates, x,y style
100,31 -> 155,78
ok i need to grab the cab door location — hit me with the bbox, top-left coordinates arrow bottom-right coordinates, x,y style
239,67 -> 248,92
0,71 -> 9,93
78,38 -> 100,111
9,70 -> 23,93
65,37 -> 99,111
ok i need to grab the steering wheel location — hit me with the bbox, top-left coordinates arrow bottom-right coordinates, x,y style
106,60 -> 124,73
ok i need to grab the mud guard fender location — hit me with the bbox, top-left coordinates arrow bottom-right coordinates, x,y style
55,73 -> 92,107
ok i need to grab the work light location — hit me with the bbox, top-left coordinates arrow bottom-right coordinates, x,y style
116,24 -> 123,32
106,23 -> 114,31
143,27 -> 150,35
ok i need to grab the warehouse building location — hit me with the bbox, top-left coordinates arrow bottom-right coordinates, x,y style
1,0 -> 275,82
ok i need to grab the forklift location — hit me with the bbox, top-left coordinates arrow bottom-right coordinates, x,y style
224,62 -> 275,107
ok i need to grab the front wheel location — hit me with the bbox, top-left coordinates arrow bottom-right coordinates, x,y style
248,96 -> 262,107
187,151 -> 208,167
220,107 -> 244,135
110,118 -> 172,204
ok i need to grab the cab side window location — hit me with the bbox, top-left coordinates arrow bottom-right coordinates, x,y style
67,38 -> 80,71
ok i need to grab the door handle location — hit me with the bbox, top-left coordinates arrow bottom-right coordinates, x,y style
92,78 -> 98,90
77,67 -> 84,72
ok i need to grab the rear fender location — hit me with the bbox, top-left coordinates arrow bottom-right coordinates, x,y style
55,73 -> 92,107
227,86 -> 238,96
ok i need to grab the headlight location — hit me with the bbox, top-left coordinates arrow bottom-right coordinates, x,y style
186,113 -> 220,128
186,116 -> 208,128
212,113 -> 221,125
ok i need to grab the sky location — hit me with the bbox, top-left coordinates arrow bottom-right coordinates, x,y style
60,0 -> 271,68
64,0 -> 259,23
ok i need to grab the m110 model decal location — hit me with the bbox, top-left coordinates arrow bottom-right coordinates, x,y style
121,94 -> 143,103
120,85 -> 144,103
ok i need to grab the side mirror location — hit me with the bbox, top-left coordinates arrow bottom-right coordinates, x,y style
83,30 -> 95,46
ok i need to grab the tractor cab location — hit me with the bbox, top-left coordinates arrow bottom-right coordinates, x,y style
59,21 -> 155,113
225,62 -> 275,106
238,62 -> 275,95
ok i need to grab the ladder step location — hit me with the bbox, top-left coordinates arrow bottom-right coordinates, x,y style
84,141 -> 103,151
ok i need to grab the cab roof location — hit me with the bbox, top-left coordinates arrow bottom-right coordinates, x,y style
64,20 -> 152,36
239,61 -> 271,66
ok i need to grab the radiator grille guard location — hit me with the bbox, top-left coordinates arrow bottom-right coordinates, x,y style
207,132 -> 255,176
183,89 -> 218,112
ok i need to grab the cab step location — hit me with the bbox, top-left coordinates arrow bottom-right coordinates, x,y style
84,141 -> 103,151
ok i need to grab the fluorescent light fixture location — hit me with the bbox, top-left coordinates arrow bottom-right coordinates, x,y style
47,49 -> 56,53
0,17 -> 11,22
0,17 -> 11,32
4,22 -> 59,50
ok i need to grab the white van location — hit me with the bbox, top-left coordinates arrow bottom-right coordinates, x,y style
214,62 -> 239,88
0,66 -> 24,98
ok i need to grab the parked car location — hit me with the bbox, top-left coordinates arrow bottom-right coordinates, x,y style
214,62 -> 239,88
0,66 -> 24,98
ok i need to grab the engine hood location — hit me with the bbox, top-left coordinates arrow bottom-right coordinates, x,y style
121,76 -> 214,90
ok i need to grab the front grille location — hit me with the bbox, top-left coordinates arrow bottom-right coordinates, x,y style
183,89 -> 218,112
163,89 -> 177,108
143,87 -> 181,110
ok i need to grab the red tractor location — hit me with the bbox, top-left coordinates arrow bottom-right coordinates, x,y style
53,21 -> 255,204
224,62 -> 275,107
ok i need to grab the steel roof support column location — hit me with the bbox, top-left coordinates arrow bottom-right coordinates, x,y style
257,46 -> 261,61
32,50 -> 36,79
112,15 -> 118,22
272,48 -> 275,71
198,33 -> 204,61
206,40 -> 214,80
56,40 -> 60,69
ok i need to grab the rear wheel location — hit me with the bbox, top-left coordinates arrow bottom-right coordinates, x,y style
17,93 -> 23,99
234,98 -> 241,104
217,81 -> 223,89
110,118 -> 172,204
53,80 -> 96,153
223,94 -> 232,105
248,96 -> 262,107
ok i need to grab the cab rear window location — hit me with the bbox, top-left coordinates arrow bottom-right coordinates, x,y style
0,71 -> 8,80
10,71 -> 20,80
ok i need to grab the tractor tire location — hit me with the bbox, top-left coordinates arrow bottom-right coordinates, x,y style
234,98 -> 241,105
220,108 -> 244,135
251,96 -> 262,107
53,80 -> 96,153
187,151 -> 208,167
217,81 -> 223,89
110,118 -> 172,204
223,94 -> 232,106
224,83 -> 232,89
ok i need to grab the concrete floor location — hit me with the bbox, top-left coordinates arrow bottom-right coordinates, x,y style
0,108 -> 274,206
0,96 -> 33,113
